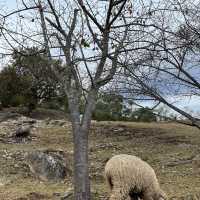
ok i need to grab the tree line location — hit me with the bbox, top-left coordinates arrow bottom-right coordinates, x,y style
0,52 -> 160,122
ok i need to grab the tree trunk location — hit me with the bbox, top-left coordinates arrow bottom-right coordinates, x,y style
73,125 -> 90,200
67,88 -> 97,200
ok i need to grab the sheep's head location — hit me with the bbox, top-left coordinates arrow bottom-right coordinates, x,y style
152,189 -> 167,200
157,189 -> 167,200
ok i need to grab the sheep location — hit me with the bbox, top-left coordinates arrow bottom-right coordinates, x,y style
105,154 -> 167,200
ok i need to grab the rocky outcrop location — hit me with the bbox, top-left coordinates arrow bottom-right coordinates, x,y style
0,115 -> 38,143
25,150 -> 70,182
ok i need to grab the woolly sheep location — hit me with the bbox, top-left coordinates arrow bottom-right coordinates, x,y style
105,154 -> 167,200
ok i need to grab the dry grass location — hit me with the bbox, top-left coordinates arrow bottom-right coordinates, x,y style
0,120 -> 200,199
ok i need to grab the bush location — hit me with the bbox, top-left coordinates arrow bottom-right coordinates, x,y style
92,110 -> 113,121
92,93 -> 123,121
131,107 -> 157,122
10,95 -> 26,107
0,48 -> 62,112
0,66 -> 27,107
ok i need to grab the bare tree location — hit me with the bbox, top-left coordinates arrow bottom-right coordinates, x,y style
0,0 -> 130,198
112,0 -> 200,128
37,0 -> 129,199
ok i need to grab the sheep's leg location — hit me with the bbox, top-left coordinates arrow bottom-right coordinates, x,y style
129,193 -> 140,200
129,187 -> 142,200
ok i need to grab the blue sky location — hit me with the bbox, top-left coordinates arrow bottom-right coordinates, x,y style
2,0 -> 17,10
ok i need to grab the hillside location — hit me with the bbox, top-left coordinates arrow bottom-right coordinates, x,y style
0,112 -> 200,200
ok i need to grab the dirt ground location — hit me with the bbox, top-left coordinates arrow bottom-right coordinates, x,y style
0,116 -> 200,200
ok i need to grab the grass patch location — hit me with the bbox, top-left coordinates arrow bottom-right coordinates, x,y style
0,120 -> 200,199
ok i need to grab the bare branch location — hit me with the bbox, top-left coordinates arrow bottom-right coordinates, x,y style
77,0 -> 104,32
3,6 -> 39,19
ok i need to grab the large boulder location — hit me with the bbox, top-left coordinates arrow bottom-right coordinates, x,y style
25,150 -> 69,182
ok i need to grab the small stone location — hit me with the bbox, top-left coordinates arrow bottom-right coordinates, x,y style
53,192 -> 61,197
61,189 -> 73,200
0,182 -> 4,186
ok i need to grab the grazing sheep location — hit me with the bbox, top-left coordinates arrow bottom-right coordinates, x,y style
105,154 -> 167,200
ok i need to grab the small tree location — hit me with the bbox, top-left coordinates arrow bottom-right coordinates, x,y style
0,48 -> 61,113
11,48 -> 61,113
0,65 -> 27,107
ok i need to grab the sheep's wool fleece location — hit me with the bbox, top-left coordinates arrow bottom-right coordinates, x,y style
105,154 -> 160,193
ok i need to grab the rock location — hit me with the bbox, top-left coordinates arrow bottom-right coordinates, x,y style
61,188 -> 73,200
25,151 -> 68,182
5,126 -> 33,143
44,118 -> 51,125
11,126 -> 31,138
113,127 -> 125,133
53,192 -> 61,197
22,119 -> 36,125
0,114 -> 40,141
49,120 -> 67,126
61,193 -> 73,200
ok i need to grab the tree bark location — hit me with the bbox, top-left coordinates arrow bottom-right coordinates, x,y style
73,125 -> 90,200
68,89 -> 97,200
